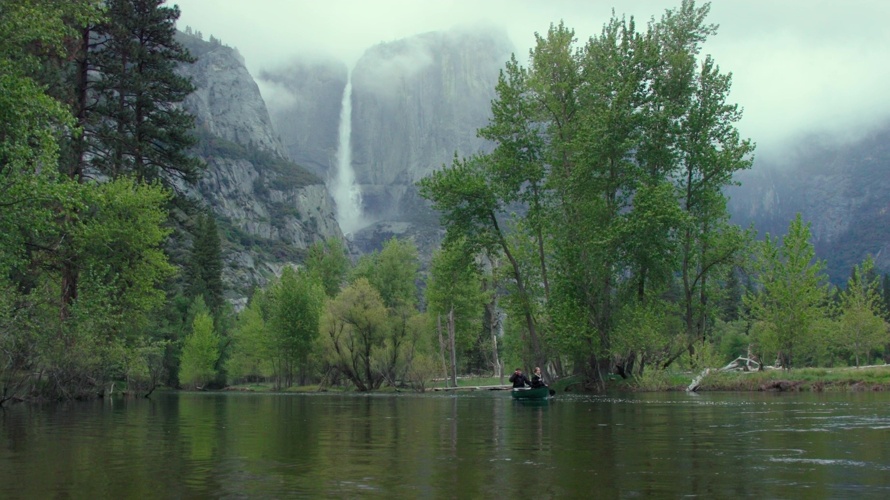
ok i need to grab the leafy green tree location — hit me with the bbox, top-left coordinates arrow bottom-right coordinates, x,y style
673,41 -> 754,355
883,274 -> 890,321
351,237 -> 419,309
420,2 -> 753,388
304,238 -> 350,297
831,256 -> 888,366
73,177 -> 175,330
426,239 -> 486,386
0,0 -> 93,284
267,267 -> 325,387
745,214 -> 829,368
225,290 -> 272,383
320,278 -> 389,391
419,155 -> 547,371
179,297 -> 220,388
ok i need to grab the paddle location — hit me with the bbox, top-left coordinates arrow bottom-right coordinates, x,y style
549,388 -> 556,396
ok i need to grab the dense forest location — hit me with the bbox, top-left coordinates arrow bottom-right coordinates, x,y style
2,0 -> 889,404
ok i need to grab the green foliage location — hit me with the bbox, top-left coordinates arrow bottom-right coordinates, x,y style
179,298 -> 220,388
304,238 -> 350,297
351,238 -> 419,309
320,278 -> 390,391
186,212 -> 225,314
830,256 -> 889,366
266,267 -> 325,387
88,0 -> 203,184
633,367 -> 674,392
74,177 -> 175,328
745,214 -> 830,368
711,318 -> 750,363
403,353 -> 439,392
225,291 -> 272,382
426,240 -> 486,350
611,299 -> 679,374
419,1 -> 753,386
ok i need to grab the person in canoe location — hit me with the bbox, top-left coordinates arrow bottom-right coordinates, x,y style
509,367 -> 530,388
530,367 -> 547,389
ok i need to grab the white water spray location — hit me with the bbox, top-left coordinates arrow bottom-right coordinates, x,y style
332,71 -> 364,236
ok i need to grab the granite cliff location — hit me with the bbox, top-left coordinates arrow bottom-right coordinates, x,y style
728,124 -> 890,283
259,58 -> 347,179
261,26 -> 514,257
176,33 -> 342,306
350,26 -> 514,224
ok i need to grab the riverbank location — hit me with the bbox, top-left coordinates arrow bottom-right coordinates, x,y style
674,365 -> 890,392
214,366 -> 890,395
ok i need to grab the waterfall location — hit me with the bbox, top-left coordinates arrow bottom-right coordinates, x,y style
332,71 -> 364,236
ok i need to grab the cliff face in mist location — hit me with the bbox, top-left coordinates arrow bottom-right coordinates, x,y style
176,33 -> 342,304
178,35 -> 286,158
350,27 -> 514,223
260,59 -> 347,178
728,124 -> 890,283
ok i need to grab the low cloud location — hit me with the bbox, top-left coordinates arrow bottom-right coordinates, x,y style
174,0 -> 890,158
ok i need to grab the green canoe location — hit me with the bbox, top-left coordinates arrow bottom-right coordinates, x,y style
511,387 -> 552,400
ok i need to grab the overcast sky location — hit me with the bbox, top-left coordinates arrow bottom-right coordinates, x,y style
173,0 -> 890,158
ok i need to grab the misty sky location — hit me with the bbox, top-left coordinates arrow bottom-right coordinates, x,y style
173,0 -> 890,158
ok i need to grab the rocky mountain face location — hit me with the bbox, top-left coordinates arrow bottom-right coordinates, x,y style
176,33 -> 342,306
728,124 -> 890,284
350,27 -> 514,224
260,26 -> 514,257
176,24 -> 890,295
260,59 -> 347,179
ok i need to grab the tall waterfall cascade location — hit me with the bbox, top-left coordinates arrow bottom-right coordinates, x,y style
332,71 -> 364,236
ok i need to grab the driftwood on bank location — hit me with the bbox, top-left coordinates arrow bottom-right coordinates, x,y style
687,356 -> 773,392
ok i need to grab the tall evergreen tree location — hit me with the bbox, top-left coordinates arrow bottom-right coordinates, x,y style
89,0 -> 203,184
187,213 -> 224,314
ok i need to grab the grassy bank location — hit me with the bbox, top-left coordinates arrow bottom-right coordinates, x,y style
214,366 -> 890,395
674,365 -> 890,392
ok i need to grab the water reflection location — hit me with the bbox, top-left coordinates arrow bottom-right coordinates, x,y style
2,391 -> 890,497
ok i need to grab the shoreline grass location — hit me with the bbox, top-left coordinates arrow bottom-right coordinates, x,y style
665,365 -> 890,392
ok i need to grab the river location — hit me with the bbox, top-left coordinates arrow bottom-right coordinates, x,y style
1,390 -> 889,497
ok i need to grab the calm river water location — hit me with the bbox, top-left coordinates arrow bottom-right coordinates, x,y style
1,390 -> 889,498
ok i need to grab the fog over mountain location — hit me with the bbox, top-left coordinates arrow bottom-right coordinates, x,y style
172,0 -> 890,281
174,0 -> 890,158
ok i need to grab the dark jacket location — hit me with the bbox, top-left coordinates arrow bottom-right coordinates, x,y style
531,374 -> 546,388
509,371 -> 530,388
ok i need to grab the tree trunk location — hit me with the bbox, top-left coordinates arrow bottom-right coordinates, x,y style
449,308 -> 457,389
437,314 -> 449,387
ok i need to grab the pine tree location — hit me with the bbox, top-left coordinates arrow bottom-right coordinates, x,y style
89,0 -> 203,184
187,213 -> 224,314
